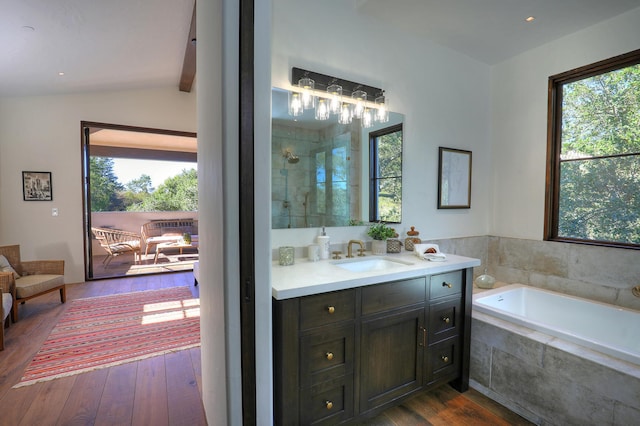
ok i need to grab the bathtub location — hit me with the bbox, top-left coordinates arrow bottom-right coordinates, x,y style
473,284 -> 640,365
470,284 -> 640,425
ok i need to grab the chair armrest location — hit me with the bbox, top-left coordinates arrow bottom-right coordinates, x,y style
21,260 -> 65,276
0,271 -> 16,296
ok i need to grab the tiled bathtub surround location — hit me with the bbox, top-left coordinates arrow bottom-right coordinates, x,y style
470,312 -> 640,425
431,236 -> 640,311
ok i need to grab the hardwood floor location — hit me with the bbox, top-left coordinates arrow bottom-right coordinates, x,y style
0,271 -> 205,426
346,385 -> 534,425
1,271 -> 531,425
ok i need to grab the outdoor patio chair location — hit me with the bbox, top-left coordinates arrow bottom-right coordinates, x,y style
92,227 -> 142,267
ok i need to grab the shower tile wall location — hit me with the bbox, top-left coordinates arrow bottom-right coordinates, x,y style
272,122 -> 361,229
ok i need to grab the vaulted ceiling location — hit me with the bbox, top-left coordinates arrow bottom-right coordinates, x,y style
1,0 -> 639,97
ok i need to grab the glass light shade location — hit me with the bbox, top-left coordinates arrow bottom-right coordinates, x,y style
327,84 -> 342,115
315,98 -> 330,120
298,77 -> 315,109
288,91 -> 304,116
375,95 -> 389,123
351,90 -> 367,118
361,107 -> 373,128
338,103 -> 352,124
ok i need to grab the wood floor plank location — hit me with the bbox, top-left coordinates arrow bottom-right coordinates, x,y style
18,375 -> 77,426
94,362 -> 138,426
0,383 -> 43,425
165,349 -> 207,425
56,368 -> 110,426
189,347 -> 203,396
464,388 -> 533,426
132,354 -> 169,426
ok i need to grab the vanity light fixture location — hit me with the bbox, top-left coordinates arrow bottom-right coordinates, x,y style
288,91 -> 304,116
327,83 -> 343,114
351,89 -> 367,119
298,76 -> 315,109
315,98 -> 330,120
339,102 -> 352,124
288,67 -> 387,126
361,107 -> 373,128
375,94 -> 389,123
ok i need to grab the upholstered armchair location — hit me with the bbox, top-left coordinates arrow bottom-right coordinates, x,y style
0,271 -> 15,350
0,245 -> 65,323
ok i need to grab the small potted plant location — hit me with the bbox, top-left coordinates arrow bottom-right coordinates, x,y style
182,232 -> 192,245
367,222 -> 395,255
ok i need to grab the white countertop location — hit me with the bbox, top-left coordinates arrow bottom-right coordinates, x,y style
272,252 -> 481,299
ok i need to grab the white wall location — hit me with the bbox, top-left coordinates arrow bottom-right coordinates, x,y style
271,0 -> 492,248
491,7 -> 640,239
0,88 -> 196,282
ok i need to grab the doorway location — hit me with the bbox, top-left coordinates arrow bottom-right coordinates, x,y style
81,121 -> 198,280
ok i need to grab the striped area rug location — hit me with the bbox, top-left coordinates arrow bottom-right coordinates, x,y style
14,286 -> 200,388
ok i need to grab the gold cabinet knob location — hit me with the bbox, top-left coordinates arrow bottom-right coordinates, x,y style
327,306 -> 335,314
441,355 -> 449,363
442,316 -> 451,324
325,400 -> 333,410
442,282 -> 453,288
326,352 -> 334,360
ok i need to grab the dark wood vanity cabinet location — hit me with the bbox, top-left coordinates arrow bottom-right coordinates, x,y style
273,268 -> 473,425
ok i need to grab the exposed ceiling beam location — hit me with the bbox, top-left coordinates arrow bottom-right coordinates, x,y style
179,2 -> 196,92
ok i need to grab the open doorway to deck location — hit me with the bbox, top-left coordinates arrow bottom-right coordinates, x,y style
81,121 -> 198,280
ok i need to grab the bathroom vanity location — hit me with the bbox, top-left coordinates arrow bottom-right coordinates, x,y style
272,253 -> 480,424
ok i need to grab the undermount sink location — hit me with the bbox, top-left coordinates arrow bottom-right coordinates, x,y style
332,256 -> 413,273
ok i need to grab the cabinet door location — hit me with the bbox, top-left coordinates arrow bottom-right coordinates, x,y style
359,307 -> 425,413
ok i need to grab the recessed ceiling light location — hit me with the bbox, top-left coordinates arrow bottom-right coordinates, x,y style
525,16 -> 535,22
58,72 -> 65,76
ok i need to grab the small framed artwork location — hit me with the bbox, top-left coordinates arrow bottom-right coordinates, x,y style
22,171 -> 53,201
438,147 -> 472,209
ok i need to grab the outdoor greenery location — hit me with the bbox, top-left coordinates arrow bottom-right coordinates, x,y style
371,127 -> 402,223
559,63 -> 640,244
90,157 -> 198,212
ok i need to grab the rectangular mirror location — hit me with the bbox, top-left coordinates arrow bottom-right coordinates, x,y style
271,87 -> 404,229
438,147 -> 472,209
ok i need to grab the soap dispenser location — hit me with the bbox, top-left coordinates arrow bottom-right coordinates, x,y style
317,227 -> 330,260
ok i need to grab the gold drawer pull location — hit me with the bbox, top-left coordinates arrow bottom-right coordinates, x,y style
442,282 -> 453,288
441,355 -> 449,363
327,306 -> 335,314
326,352 -> 334,360
325,400 -> 333,410
442,316 -> 450,324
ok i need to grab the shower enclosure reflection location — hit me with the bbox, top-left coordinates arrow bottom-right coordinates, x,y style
272,87 -> 403,229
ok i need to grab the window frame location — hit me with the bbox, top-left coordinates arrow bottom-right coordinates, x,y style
369,123 -> 403,223
545,48 -> 640,250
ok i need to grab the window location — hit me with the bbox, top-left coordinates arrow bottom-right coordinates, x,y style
312,143 -> 349,224
545,49 -> 640,248
369,124 -> 402,223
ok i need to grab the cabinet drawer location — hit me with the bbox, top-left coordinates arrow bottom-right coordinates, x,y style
300,289 -> 356,330
300,376 -> 354,425
300,324 -> 355,389
428,298 -> 462,344
429,271 -> 463,300
362,277 -> 426,315
426,337 -> 460,384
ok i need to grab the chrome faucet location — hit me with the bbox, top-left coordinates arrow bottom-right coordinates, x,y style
347,240 -> 365,258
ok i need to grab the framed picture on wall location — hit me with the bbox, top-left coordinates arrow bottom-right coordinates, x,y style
22,171 -> 53,201
437,147 -> 472,209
